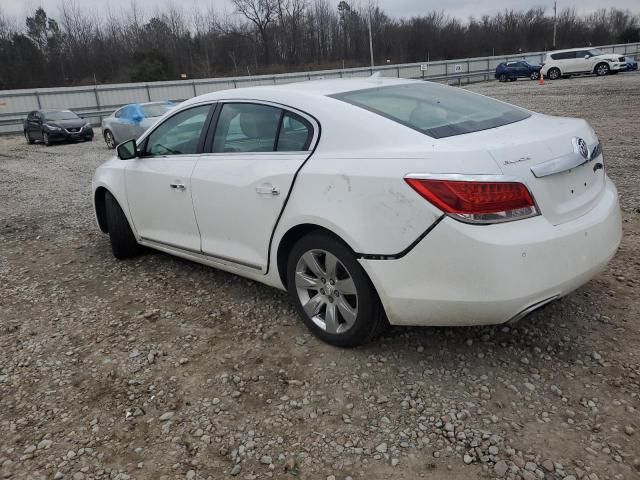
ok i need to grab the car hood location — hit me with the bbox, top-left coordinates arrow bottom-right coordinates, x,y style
47,119 -> 86,129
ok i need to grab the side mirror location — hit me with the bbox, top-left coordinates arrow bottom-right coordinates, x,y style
117,139 -> 138,160
584,55 -> 590,59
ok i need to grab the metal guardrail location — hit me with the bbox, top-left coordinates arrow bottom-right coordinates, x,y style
1,42 -> 638,134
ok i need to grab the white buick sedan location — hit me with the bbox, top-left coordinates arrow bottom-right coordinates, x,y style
92,78 -> 622,347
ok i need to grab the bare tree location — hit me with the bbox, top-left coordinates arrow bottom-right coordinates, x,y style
232,0 -> 277,65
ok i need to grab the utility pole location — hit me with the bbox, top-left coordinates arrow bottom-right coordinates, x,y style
368,14 -> 374,68
552,1 -> 557,49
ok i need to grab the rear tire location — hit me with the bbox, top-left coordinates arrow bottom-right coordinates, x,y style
105,191 -> 141,259
104,129 -> 116,149
595,62 -> 610,76
24,130 -> 34,144
547,68 -> 561,80
286,232 -> 387,348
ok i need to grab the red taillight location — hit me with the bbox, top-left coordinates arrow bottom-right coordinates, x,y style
405,178 -> 538,224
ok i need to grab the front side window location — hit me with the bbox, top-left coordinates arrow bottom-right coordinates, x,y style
144,105 -> 210,156
332,82 -> 530,139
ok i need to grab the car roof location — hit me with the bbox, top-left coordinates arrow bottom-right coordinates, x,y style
547,47 -> 598,53
182,77 -> 421,107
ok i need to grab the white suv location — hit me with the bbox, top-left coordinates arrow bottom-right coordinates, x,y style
541,47 -> 627,80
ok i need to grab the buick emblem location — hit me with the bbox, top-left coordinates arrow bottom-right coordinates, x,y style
574,137 -> 589,160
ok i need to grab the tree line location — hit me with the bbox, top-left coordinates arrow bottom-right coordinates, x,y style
0,1 -> 638,90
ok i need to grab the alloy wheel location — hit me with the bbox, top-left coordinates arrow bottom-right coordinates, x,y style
596,64 -> 609,76
295,249 -> 358,335
549,69 -> 560,80
530,72 -> 540,80
105,131 -> 115,149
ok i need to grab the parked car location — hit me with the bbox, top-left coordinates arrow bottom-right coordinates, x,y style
495,61 -> 542,82
92,78 -> 622,347
101,101 -> 175,149
624,56 -> 638,71
24,109 -> 93,146
541,47 -> 627,80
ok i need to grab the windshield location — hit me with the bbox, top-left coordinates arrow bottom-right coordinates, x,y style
142,103 -> 174,118
588,49 -> 605,57
44,111 -> 80,121
332,82 -> 530,139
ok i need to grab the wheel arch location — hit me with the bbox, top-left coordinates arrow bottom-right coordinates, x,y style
94,186 -> 110,233
276,223 -> 357,289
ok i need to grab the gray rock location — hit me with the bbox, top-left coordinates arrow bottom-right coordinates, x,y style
375,442 -> 388,453
159,411 -> 175,422
494,460 -> 509,477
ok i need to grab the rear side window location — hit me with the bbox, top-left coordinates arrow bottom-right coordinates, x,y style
212,103 -> 314,153
551,52 -> 574,60
277,113 -> 312,151
213,103 -> 281,153
332,82 -> 530,139
142,103 -> 173,118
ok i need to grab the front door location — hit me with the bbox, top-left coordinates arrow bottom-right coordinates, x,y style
125,104 -> 213,252
191,102 -> 317,271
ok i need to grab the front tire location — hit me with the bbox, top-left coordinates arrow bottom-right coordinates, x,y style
547,68 -> 561,80
104,130 -> 116,149
530,71 -> 540,80
25,130 -> 34,144
104,192 -> 141,259
43,132 -> 52,146
595,62 -> 610,76
499,74 -> 507,82
286,232 -> 387,347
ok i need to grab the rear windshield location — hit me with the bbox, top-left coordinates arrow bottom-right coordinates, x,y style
331,83 -> 530,139
44,110 -> 80,121
142,103 -> 173,118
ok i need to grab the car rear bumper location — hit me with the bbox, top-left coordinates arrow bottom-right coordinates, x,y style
360,177 -> 622,326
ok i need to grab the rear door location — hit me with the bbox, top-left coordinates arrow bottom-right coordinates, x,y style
573,50 -> 592,73
564,51 -> 584,73
191,101 -> 318,271
515,62 -> 529,78
125,104 -> 214,251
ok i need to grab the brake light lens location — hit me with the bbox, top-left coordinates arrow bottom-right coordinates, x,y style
405,178 -> 539,224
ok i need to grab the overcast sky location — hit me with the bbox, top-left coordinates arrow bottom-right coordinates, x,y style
2,0 -> 639,24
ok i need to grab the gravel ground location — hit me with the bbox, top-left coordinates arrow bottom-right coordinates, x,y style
1,72 -> 639,480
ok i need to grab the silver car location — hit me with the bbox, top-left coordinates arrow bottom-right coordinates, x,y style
101,102 -> 174,149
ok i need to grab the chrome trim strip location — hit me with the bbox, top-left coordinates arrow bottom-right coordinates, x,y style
506,295 -> 559,324
530,141 -> 601,178
140,237 -> 263,271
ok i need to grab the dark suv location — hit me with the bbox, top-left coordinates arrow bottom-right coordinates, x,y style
495,61 -> 542,82
24,109 -> 94,146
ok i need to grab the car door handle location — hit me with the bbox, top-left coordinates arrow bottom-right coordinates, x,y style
170,183 -> 186,192
256,184 -> 280,196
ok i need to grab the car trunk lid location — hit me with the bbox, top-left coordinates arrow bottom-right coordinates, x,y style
436,113 -> 606,225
